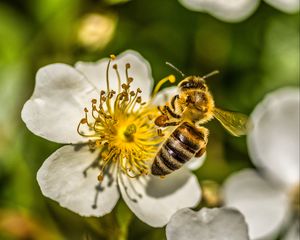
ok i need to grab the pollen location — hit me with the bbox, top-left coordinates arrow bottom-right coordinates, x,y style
77,55 -> 161,181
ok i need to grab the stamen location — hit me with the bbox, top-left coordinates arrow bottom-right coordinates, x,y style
152,75 -> 176,96
97,148 -> 116,182
128,77 -> 133,84
112,64 -> 121,93
105,55 -> 116,113
125,63 -> 131,85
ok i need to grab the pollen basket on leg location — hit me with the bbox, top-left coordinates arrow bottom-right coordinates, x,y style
77,56 -> 161,181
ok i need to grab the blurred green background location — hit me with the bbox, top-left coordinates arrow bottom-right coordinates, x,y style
0,0 -> 299,239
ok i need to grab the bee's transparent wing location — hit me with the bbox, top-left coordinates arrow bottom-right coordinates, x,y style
213,108 -> 248,137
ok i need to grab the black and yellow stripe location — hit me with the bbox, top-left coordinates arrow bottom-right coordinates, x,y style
151,122 -> 207,176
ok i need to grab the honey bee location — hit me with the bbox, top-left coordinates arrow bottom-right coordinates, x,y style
151,72 -> 248,176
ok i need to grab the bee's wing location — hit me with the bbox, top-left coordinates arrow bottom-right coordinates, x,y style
213,108 -> 248,137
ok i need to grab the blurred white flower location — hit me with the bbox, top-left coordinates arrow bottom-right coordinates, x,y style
264,0 -> 299,13
223,88 -> 300,239
21,50 -> 203,227
179,0 -> 299,22
77,13 -> 117,50
166,207 -> 250,240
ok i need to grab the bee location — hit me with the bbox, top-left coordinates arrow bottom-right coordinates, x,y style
151,71 -> 248,176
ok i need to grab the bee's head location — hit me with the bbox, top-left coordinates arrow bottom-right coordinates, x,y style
178,76 -> 207,92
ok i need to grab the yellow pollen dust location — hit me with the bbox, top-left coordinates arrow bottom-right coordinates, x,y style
77,55 -> 161,181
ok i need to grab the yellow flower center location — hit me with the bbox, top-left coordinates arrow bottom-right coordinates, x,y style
77,55 -> 161,181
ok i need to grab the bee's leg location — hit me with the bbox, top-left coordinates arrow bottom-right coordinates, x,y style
195,147 -> 206,158
157,106 -> 165,115
155,115 -> 181,127
194,126 -> 209,157
164,105 -> 181,119
170,95 -> 181,112
164,121 -> 181,126
155,104 -> 182,128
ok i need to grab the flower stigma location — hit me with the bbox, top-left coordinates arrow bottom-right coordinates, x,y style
77,55 -> 161,182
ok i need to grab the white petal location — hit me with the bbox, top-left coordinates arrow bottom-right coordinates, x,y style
151,86 -> 178,106
37,145 -> 119,217
75,50 -> 154,102
223,169 -> 290,240
118,168 -> 201,227
247,87 -> 300,188
186,152 -> 206,170
179,0 -> 259,22
264,0 -> 299,13
166,207 -> 249,240
283,220 -> 300,240
21,64 -> 98,144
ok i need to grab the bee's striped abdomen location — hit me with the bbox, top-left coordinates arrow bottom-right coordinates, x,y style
151,122 -> 207,176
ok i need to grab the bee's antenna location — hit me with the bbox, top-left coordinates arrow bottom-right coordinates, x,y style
202,70 -> 219,80
166,62 -> 185,77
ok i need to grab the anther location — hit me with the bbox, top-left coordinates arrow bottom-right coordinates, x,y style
122,83 -> 129,90
98,174 -> 104,182
137,88 -> 142,93
128,77 -> 133,83
136,96 -> 142,103
91,99 -> 97,104
95,140 -> 102,147
84,108 -> 88,112
81,118 -> 87,124
130,91 -> 135,96
101,90 -> 105,95
110,54 -> 116,60
126,63 -> 131,68
112,64 -> 118,69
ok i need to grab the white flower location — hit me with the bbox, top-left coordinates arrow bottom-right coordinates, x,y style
264,0 -> 299,13
223,88 -> 300,239
166,207 -> 250,240
179,0 -> 299,22
21,50 -> 203,227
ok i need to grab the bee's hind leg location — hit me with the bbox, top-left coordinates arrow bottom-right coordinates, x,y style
194,126 -> 209,158
195,147 -> 206,158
